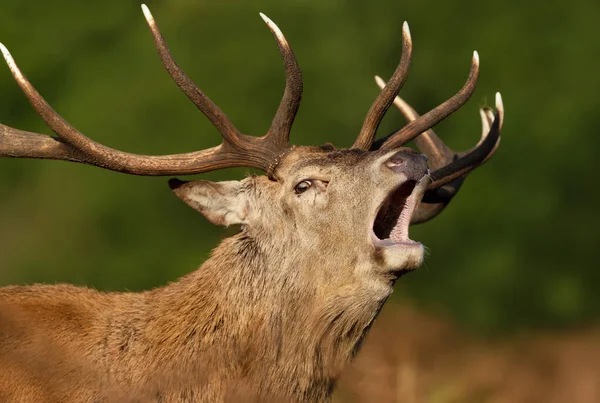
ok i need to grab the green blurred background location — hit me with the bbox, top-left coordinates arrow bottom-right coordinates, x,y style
0,0 -> 598,336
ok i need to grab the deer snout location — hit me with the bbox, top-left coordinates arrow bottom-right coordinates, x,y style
384,150 -> 428,181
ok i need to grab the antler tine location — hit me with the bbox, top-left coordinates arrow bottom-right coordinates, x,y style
479,107 -> 494,142
352,22 -> 412,150
429,92 -> 503,188
463,106 -> 498,164
260,13 -> 303,148
0,43 -> 107,156
0,42 -> 152,169
378,51 -> 480,150
374,75 -> 453,170
141,4 -> 243,147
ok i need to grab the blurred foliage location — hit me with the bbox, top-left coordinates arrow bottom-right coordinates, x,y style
0,0 -> 598,335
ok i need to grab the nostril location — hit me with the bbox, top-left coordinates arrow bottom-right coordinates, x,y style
387,151 -> 405,166
386,151 -> 429,178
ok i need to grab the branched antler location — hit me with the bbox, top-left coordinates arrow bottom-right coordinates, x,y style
374,74 -> 503,223
0,11 -> 503,223
0,5 -> 302,176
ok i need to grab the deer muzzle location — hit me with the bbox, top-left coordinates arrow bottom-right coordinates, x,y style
384,150 -> 429,181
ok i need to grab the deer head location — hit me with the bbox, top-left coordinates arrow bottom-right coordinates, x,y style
0,7 -> 502,270
0,5 -> 503,401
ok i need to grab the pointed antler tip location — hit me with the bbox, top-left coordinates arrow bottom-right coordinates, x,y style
260,13 -> 289,49
374,75 -> 386,89
259,12 -> 273,25
141,4 -> 154,23
0,43 -> 18,74
402,22 -> 412,44
0,42 -> 9,59
495,92 -> 504,124
495,92 -> 503,105
472,50 -> 480,64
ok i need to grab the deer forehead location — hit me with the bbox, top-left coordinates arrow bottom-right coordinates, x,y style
273,146 -> 384,181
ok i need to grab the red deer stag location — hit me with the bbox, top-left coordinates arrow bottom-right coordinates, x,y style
0,5 -> 503,402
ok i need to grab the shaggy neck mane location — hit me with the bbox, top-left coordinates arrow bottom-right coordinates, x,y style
139,230 -> 387,401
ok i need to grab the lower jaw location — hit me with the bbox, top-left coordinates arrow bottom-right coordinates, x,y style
373,238 -> 422,248
376,242 -> 425,273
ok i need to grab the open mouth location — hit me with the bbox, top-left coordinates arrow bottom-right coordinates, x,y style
371,179 -> 426,248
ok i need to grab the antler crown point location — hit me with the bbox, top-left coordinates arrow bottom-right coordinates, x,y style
141,4 -> 154,23
0,42 -> 10,59
402,22 -> 411,41
0,43 -> 19,76
259,12 -> 272,24
496,92 -> 504,115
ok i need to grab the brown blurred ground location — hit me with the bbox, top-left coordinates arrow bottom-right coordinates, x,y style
335,305 -> 600,403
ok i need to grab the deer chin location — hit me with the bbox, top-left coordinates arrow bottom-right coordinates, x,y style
371,176 -> 431,268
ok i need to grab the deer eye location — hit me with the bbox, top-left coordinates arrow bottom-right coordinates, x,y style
294,180 -> 312,194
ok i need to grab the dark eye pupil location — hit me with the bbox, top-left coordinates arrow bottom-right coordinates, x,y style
295,180 -> 312,194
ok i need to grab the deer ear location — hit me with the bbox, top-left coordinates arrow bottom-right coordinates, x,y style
169,179 -> 250,226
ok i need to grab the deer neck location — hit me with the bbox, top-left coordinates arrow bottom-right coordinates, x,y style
144,229 -> 392,400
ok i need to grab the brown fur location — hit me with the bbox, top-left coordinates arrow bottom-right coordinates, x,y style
0,146 -> 429,402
